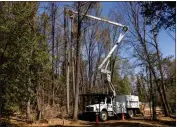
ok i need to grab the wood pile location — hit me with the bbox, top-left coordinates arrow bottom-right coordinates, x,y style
140,103 -> 163,116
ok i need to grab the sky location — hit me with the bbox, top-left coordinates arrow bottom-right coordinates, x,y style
39,1 -> 176,58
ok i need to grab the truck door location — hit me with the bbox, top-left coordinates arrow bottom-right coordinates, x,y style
107,97 -> 113,111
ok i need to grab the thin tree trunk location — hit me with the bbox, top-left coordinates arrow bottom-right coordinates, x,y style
42,9 -> 48,108
0,55 -> 3,117
88,39 -> 93,91
42,83 -> 44,118
151,67 -> 169,116
149,69 -> 156,120
26,77 -> 31,121
56,39 -> 59,75
92,47 -> 102,87
66,48 -> 70,115
0,81 -> 2,117
64,7 -> 68,77
72,52 -> 75,97
71,17 -> 75,97
73,2 -> 81,120
51,2 -> 56,106
80,56 -> 85,94
64,6 -> 71,116
36,84 -> 42,121
26,99 -> 31,121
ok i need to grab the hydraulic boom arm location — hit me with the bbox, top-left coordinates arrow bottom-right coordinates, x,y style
65,8 -> 128,97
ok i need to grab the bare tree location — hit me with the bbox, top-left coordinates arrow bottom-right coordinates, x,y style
72,1 -> 94,120
51,2 -> 56,106
114,2 -> 171,118
151,24 -> 171,114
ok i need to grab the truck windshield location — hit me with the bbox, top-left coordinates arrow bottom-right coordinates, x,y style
91,97 -> 105,104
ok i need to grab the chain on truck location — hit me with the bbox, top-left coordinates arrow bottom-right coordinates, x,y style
65,7 -> 140,121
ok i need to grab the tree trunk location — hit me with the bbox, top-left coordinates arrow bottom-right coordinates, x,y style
0,55 -> 3,117
149,69 -> 157,120
72,56 -> 75,97
71,17 -> 75,97
150,66 -> 169,116
66,48 -> 70,115
36,85 -> 42,121
26,98 -> 31,121
0,81 -> 2,117
73,2 -> 81,120
51,2 -> 56,106
26,78 -> 31,121
88,40 -> 93,91
64,7 -> 68,77
56,38 -> 59,75
92,44 -> 103,87
64,7 -> 70,115
26,56 -> 33,121
80,59 -> 85,94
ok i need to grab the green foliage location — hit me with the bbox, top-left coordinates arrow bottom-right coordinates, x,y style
0,2 -> 50,115
162,58 -> 176,109
111,57 -> 131,95
119,75 -> 131,95
136,75 -> 145,102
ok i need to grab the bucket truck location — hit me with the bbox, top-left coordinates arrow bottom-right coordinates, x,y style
65,8 -> 140,121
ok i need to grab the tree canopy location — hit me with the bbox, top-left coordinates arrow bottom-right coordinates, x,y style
140,1 -> 176,31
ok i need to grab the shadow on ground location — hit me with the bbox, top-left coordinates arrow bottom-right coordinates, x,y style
48,121 -> 175,127
47,116 -> 176,127
129,117 -> 176,126
0,114 -> 176,127
0,122 -> 19,127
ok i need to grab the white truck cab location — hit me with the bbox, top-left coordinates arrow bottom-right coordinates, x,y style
85,96 -> 113,112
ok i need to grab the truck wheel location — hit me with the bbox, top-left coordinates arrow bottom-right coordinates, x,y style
100,111 -> 108,121
127,110 -> 134,118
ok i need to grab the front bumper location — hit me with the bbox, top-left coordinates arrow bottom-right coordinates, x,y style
83,112 -> 99,120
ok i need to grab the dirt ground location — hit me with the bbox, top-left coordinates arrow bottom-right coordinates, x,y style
0,114 -> 176,127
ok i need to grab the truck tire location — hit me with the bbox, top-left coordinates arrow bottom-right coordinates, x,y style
100,111 -> 108,121
127,110 -> 134,118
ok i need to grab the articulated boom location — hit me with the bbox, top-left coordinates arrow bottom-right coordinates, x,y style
65,8 -> 128,97
98,31 -> 128,97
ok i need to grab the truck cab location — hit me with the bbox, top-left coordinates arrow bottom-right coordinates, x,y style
81,94 -> 114,121
85,95 -> 113,112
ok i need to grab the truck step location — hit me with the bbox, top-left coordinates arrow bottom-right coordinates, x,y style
108,112 -> 114,116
